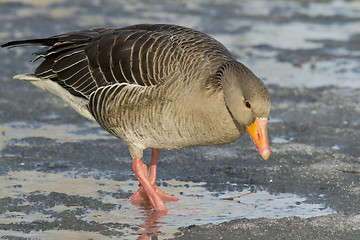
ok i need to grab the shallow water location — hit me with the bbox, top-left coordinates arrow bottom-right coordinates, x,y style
0,121 -> 112,150
0,171 -> 334,239
0,122 -> 336,238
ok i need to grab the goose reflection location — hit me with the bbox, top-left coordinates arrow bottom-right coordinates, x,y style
135,205 -> 165,240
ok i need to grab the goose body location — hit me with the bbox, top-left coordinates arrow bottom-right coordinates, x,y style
2,24 -> 271,211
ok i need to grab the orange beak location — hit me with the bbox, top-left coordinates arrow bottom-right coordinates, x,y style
246,117 -> 270,160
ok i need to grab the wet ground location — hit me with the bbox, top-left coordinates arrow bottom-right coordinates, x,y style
1,0 -> 360,239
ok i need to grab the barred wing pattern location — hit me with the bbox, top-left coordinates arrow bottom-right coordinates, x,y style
7,24 -> 233,99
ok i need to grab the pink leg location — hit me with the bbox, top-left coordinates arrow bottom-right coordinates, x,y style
130,149 -> 178,209
130,157 -> 167,212
148,148 -> 160,184
148,149 -> 178,201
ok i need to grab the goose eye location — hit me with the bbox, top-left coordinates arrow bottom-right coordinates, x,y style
245,100 -> 251,109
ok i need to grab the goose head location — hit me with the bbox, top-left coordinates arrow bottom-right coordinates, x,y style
221,61 -> 271,160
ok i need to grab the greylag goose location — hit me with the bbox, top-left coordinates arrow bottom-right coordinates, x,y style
2,24 -> 271,212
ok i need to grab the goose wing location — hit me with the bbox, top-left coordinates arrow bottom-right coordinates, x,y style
3,24 -> 233,99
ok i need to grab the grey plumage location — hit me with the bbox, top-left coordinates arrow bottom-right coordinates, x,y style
2,24 -> 270,159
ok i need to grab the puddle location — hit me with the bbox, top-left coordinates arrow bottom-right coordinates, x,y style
0,171 -> 335,239
0,121 -> 112,151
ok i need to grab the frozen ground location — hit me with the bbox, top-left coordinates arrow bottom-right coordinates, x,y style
0,0 -> 360,239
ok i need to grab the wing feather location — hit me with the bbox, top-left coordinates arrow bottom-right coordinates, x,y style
3,24 -> 234,100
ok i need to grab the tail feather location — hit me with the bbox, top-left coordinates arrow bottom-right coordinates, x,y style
1,32 -> 100,99
14,74 -> 41,81
1,28 -> 104,49
14,74 -> 95,122
1,38 -> 60,48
